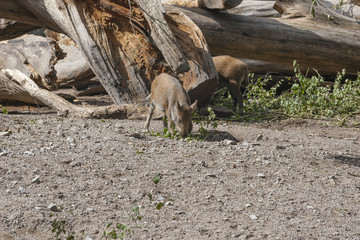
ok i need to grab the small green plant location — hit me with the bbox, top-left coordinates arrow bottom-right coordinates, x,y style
0,105 -> 8,114
152,174 -> 162,184
30,119 -> 38,124
192,107 -> 218,140
51,217 -> 74,240
102,206 -> 142,239
103,222 -> 132,240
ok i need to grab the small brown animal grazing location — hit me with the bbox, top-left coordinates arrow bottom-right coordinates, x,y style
144,73 -> 198,137
212,55 -> 249,112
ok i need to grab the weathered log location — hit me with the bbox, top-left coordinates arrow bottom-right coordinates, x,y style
162,0 -> 243,10
164,3 -> 360,75
0,19 -> 41,41
0,71 -> 40,105
226,0 -> 280,17
0,0 -> 216,107
199,0 -> 244,9
1,69 -> 151,119
0,35 -> 59,90
165,9 -> 218,103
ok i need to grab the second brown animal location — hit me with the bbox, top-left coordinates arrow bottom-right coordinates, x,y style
213,55 -> 249,113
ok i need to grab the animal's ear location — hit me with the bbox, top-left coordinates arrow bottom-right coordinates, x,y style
177,101 -> 184,111
190,100 -> 198,110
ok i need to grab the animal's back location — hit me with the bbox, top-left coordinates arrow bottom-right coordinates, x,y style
213,55 -> 248,87
151,73 -> 190,108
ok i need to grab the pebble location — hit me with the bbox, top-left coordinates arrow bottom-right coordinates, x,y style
245,203 -> 252,208
157,196 -> 165,202
0,148 -> 7,156
258,173 -> 266,178
31,175 -> 41,184
48,203 -> 60,212
206,174 -> 217,178
23,151 -> 35,156
255,134 -> 263,141
249,214 -> 258,220
18,187 -> 29,194
35,206 -> 42,210
222,139 -> 237,145
0,131 -> 11,136
175,211 -> 185,215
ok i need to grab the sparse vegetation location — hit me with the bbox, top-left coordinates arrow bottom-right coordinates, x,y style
50,214 -> 74,240
210,60 -> 360,125
0,105 -> 8,114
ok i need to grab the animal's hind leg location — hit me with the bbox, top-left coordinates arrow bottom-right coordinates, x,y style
228,81 -> 244,113
144,103 -> 155,131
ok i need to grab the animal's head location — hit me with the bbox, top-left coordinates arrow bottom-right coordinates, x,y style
175,100 -> 198,138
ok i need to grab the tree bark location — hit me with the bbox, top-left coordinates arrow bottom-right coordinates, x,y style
162,0 -> 243,10
0,0 -> 216,106
0,19 -> 41,41
164,3 -> 360,75
1,68 -> 152,119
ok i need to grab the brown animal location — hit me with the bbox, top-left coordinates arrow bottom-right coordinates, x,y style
144,73 -> 198,137
212,55 -> 249,112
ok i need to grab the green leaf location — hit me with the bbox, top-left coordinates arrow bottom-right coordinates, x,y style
152,174 -> 162,184
147,193 -> 153,201
156,202 -> 165,210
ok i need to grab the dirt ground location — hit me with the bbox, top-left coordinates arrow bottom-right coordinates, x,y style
0,105 -> 359,240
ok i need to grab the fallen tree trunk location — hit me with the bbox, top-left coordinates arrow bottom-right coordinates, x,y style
163,0 -> 243,10
0,0 -> 217,106
164,2 -> 360,75
1,68 -> 152,119
0,19 -> 41,41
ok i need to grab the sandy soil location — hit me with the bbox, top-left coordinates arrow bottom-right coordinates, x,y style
0,108 -> 359,240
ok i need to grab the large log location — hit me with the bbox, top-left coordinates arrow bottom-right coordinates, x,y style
1,69 -> 152,119
162,0 -> 243,10
163,2 -> 360,75
0,19 -> 41,41
0,0 -> 216,106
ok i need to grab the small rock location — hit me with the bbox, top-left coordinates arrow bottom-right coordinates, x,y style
31,175 -> 41,184
258,173 -> 266,178
18,187 -> 29,194
86,208 -> 94,212
85,237 -> 93,240
249,214 -> 258,220
245,203 -> 252,208
255,134 -> 263,142
129,132 -> 145,139
48,203 -> 60,212
0,131 -> 11,137
199,161 -> 207,167
276,145 -> 286,150
157,196 -> 165,202
175,211 -> 185,215
23,151 -> 35,156
206,174 -> 217,178
35,206 -> 42,210
223,139 -> 237,145
0,148 -> 7,156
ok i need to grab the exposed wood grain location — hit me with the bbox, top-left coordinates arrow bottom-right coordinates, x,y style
165,5 -> 360,75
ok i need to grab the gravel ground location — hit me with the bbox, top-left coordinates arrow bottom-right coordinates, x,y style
0,111 -> 359,240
